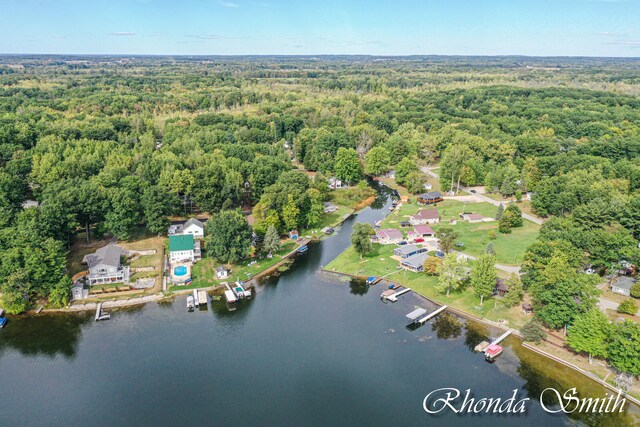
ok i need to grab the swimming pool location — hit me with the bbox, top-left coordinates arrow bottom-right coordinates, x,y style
174,265 -> 188,277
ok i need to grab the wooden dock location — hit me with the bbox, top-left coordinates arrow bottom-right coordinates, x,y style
382,287 -> 411,302
197,290 -> 208,306
95,302 -> 111,321
417,305 -> 448,324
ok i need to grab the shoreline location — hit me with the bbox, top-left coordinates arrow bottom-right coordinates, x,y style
323,268 -> 640,407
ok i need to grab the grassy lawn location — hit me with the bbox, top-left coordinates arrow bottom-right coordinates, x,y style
380,199 -> 539,265
325,243 -> 530,330
332,186 -> 377,210
170,241 -> 296,291
304,205 -> 354,238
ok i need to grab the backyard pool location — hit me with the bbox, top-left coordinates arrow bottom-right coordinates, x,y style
173,265 -> 188,277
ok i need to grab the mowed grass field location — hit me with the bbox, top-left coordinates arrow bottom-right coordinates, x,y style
325,243 -> 530,330
380,199 -> 539,265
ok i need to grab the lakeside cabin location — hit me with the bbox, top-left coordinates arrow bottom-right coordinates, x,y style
394,244 -> 427,259
400,252 -> 429,272
417,191 -> 443,205
169,234 -> 196,263
82,245 -> 130,286
409,209 -> 440,225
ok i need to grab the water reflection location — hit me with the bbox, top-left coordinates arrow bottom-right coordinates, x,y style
431,313 -> 463,340
349,278 -> 369,296
0,312 -> 92,359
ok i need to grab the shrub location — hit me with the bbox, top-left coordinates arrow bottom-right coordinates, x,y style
630,282 -> 640,299
618,299 -> 638,315
522,319 -> 546,344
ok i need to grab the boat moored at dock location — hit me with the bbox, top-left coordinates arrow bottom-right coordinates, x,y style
187,295 -> 195,311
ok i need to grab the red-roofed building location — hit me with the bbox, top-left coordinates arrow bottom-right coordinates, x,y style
413,224 -> 435,237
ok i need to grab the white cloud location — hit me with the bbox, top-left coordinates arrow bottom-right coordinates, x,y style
217,1 -> 239,7
110,32 -> 136,36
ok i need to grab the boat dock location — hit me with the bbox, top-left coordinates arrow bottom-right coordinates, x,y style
95,303 -> 111,321
476,329 -> 513,353
416,305 -> 448,324
197,290 -> 208,307
381,287 -> 411,302
406,308 -> 427,324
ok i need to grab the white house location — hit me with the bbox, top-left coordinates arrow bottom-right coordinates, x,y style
216,266 -> 230,280
82,245 -> 130,286
169,234 -> 195,263
168,218 -> 205,239
409,209 -> 440,225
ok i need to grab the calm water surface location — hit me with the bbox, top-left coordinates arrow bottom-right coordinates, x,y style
0,186 -> 638,426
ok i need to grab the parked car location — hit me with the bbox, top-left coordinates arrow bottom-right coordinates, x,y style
455,242 -> 464,247
470,189 -> 477,193
398,241 -> 408,246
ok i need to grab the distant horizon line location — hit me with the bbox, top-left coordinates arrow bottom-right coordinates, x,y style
1,53 -> 640,60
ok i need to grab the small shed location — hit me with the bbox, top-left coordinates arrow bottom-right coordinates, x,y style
216,266 -> 230,280
289,230 -> 299,240
522,303 -> 533,315
495,279 -> 509,297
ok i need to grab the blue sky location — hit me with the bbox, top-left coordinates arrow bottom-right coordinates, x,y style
1,0 -> 639,56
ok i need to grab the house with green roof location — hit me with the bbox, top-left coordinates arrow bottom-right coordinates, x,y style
169,234 -> 195,263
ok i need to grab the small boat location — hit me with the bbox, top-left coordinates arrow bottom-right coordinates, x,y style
485,344 -> 503,361
233,281 -> 247,299
366,276 -> 376,285
297,245 -> 308,253
0,317 -> 7,328
187,295 -> 195,311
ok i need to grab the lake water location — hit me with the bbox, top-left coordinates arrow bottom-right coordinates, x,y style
0,185 -> 638,426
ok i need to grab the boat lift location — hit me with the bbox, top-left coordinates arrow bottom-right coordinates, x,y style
406,308 -> 427,324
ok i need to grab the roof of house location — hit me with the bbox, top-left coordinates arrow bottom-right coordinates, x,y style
217,266 -> 229,273
464,213 -> 484,220
413,224 -> 435,235
613,276 -> 636,290
169,234 -> 195,252
395,244 -> 421,255
496,279 -> 509,292
413,209 -> 439,220
376,228 -> 403,240
401,252 -> 429,268
323,202 -> 337,208
83,245 -> 123,269
419,191 -> 442,200
184,218 -> 204,229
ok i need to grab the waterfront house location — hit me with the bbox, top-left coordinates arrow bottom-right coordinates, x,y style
216,266 -> 230,280
394,244 -> 427,259
413,224 -> 435,237
168,218 -> 205,239
400,252 -> 429,272
611,276 -> 636,297
417,191 -> 443,205
169,234 -> 195,263
289,230 -> 299,240
374,228 -> 403,244
409,209 -> 440,225
323,202 -> 338,213
82,245 -> 130,286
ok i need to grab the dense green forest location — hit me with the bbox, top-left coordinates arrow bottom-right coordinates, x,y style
1,55 -> 640,315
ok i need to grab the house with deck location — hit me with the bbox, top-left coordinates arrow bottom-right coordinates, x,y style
417,191 -> 443,205
82,245 -> 130,286
410,209 -> 440,225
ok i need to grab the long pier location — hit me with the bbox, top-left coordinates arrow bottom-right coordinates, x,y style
417,305 -> 448,324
